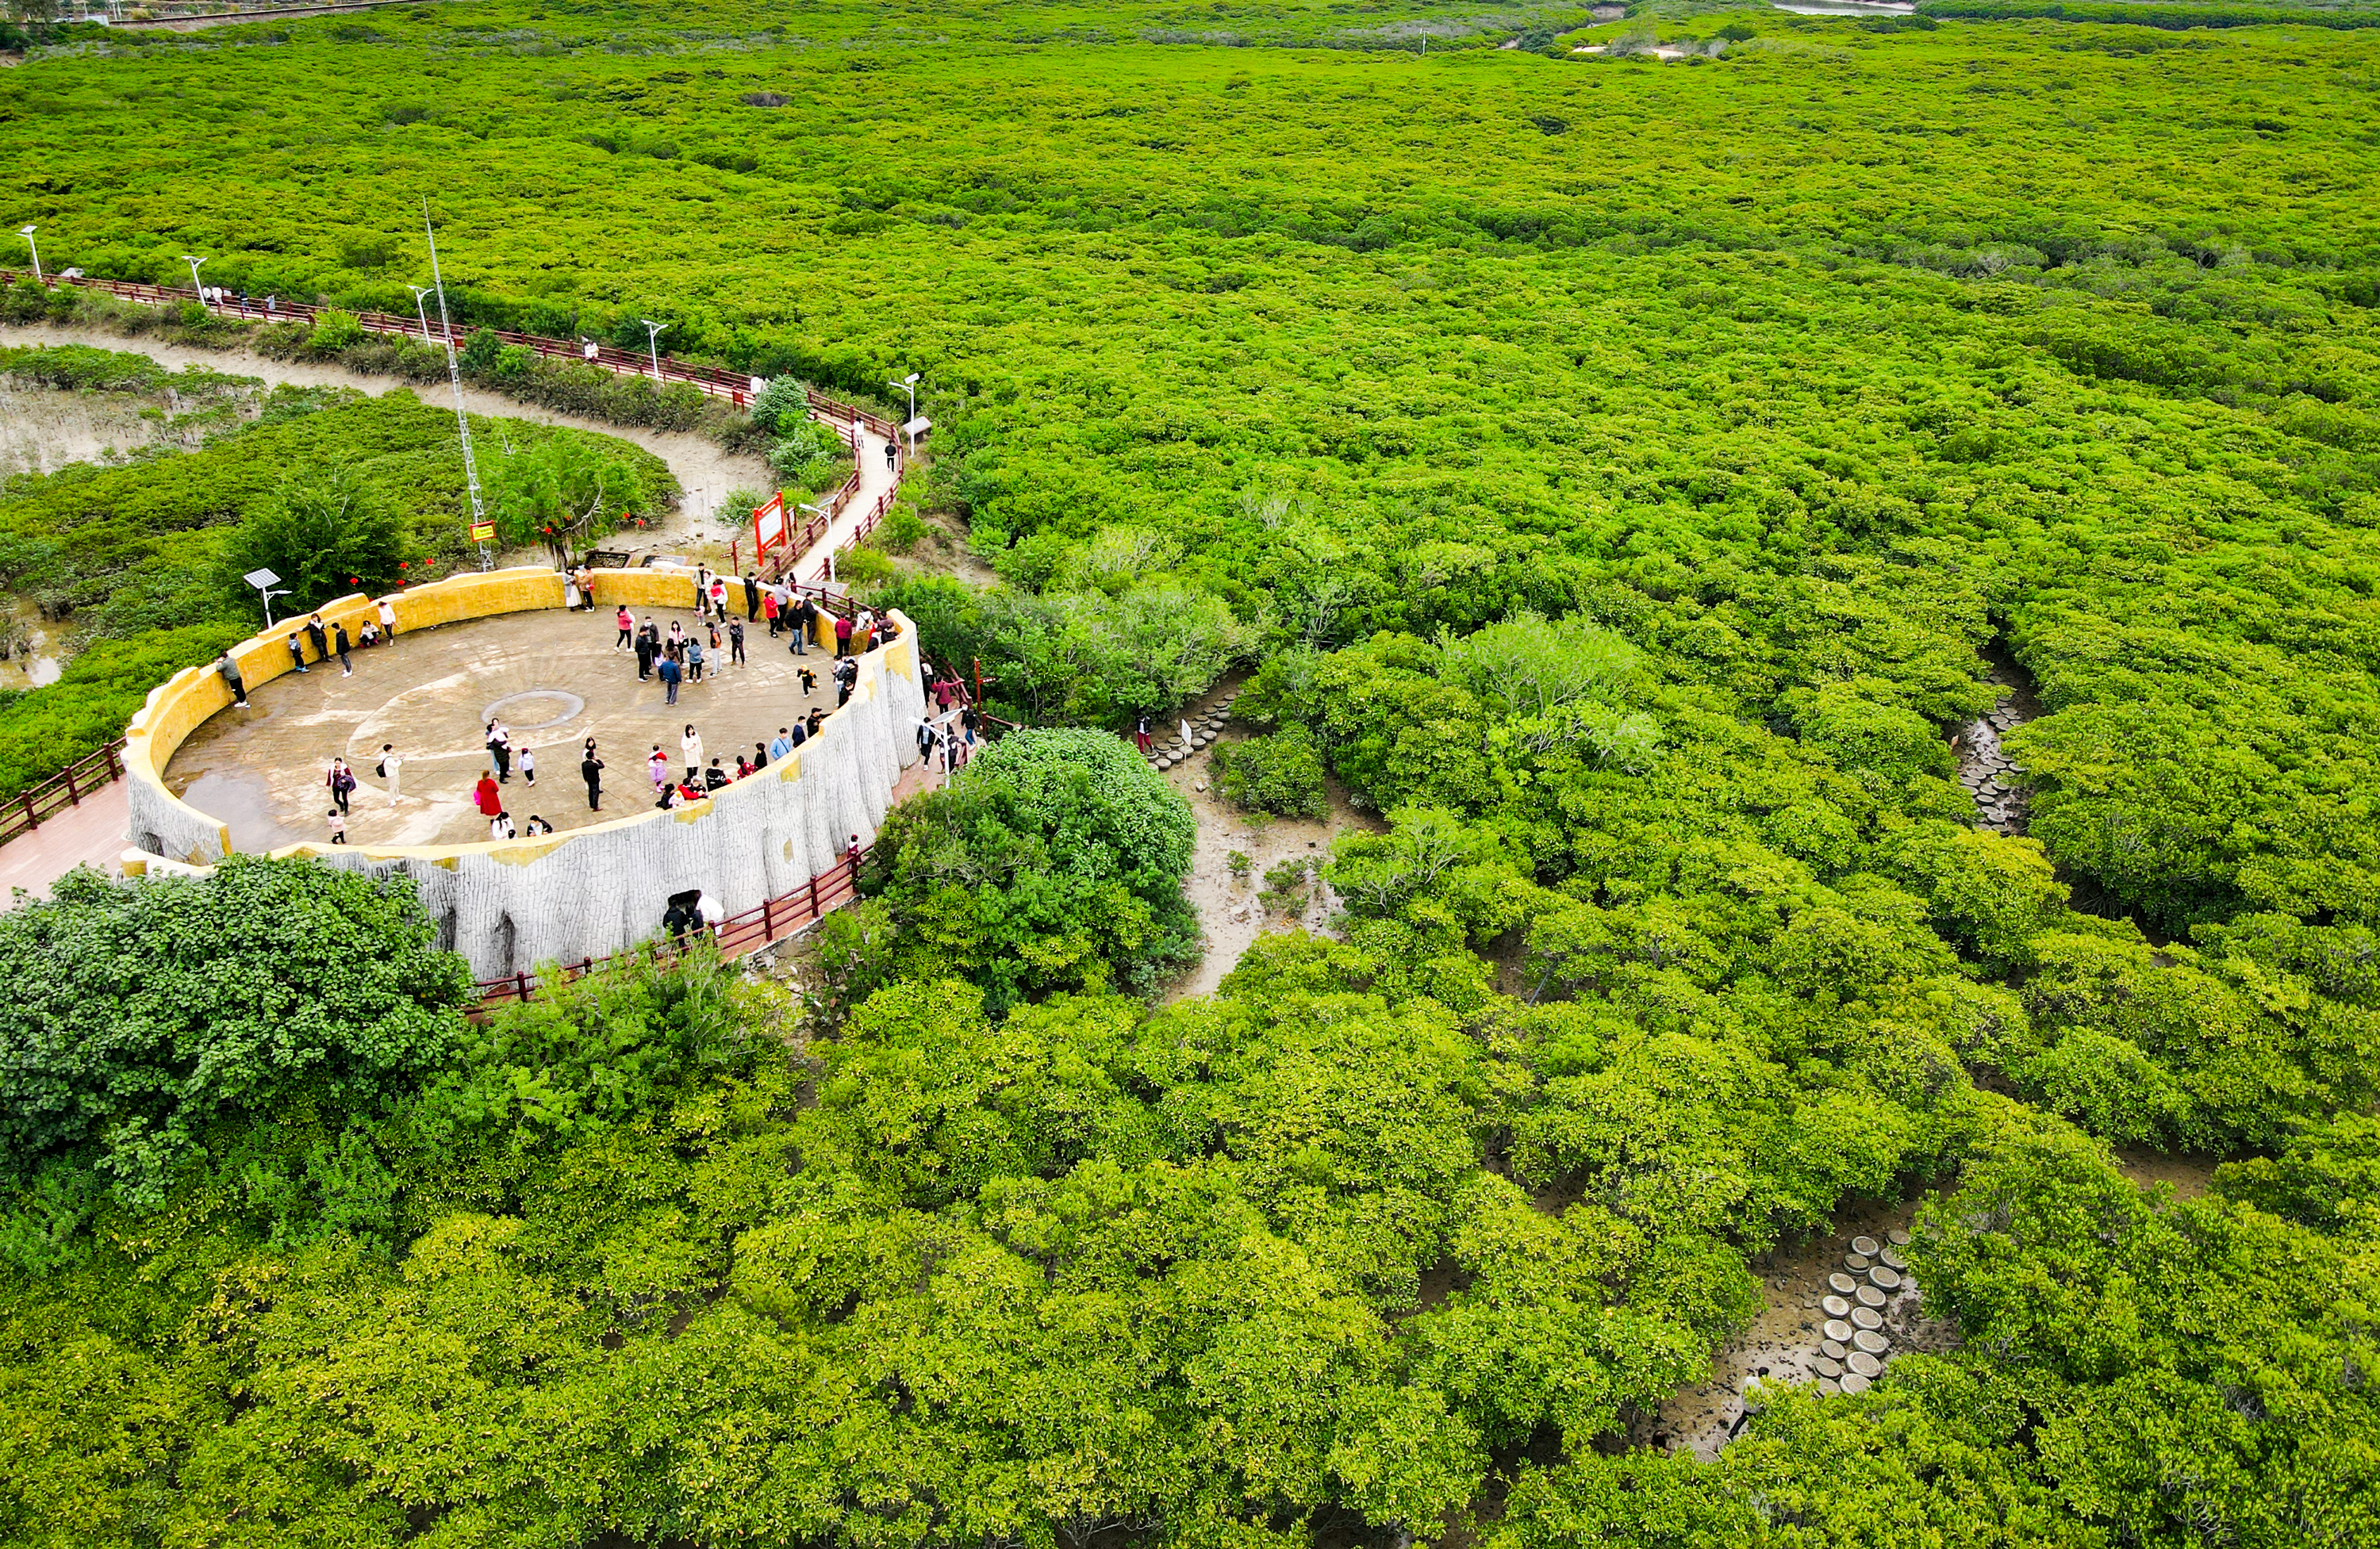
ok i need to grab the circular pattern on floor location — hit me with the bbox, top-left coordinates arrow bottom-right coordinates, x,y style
481,689 -> 587,732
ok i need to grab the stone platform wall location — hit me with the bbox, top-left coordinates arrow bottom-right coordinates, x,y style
122,567 -> 920,980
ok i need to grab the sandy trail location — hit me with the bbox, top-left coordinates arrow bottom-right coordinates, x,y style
0,321 -> 773,554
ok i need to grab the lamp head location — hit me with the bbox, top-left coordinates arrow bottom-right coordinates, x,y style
17,226 -> 33,238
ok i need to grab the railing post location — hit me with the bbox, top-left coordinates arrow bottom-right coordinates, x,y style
515,970 -> 531,1003
21,792 -> 36,832
62,767 -> 78,807
808,874 -> 820,918
762,896 -> 775,940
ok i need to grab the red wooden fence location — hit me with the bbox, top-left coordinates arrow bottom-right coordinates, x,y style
474,845 -> 869,1006
0,739 -> 126,849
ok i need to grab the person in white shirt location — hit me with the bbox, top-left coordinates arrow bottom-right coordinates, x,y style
377,596 -> 397,638
680,724 -> 704,782
378,743 -> 402,803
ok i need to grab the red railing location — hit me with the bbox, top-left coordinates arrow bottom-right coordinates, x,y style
474,845 -> 869,1006
0,739 -> 126,849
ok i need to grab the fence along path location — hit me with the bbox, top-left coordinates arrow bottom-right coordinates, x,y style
0,267 -> 908,588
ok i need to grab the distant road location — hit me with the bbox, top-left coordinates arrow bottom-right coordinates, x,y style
116,0 -> 478,33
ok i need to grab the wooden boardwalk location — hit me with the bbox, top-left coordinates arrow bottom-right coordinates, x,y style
0,780 -> 125,907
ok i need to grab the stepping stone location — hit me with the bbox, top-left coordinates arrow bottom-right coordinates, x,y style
1871,1267 -> 1902,1291
1820,1338 -> 1847,1360
1838,1372 -> 1870,1395
1846,1252 -> 1872,1271
1820,1377 -> 1844,1395
1852,1306 -> 1884,1330
1828,1272 -> 1859,1295
1853,1329 -> 1890,1356
1823,1319 -> 1853,1344
1846,1348 -> 1883,1377
1812,1355 -> 1842,1378
1821,1295 -> 1852,1317
1856,1286 -> 1887,1310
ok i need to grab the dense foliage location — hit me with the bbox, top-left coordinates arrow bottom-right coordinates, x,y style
5,3 -> 2380,1543
858,727 -> 1201,1007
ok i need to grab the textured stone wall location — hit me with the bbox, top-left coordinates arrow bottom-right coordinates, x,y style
121,569 -> 923,980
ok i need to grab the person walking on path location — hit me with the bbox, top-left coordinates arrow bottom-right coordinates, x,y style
286,631 -> 311,674
378,743 -> 402,803
305,612 -> 328,665
680,724 -> 704,782
1134,715 -> 1153,755
743,573 -> 761,621
486,721 -> 512,783
326,757 -> 356,815
377,596 -> 397,640
217,653 -> 249,707
332,621 -> 353,677
474,770 -> 503,820
519,745 -> 536,788
582,748 -> 605,811
727,618 -> 747,666
616,605 -> 635,650
658,652 -> 682,704
326,807 -> 347,845
834,612 -> 854,657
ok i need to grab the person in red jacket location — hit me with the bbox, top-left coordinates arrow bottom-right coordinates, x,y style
474,771 -> 503,819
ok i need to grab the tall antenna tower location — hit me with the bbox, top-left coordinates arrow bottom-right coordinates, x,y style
424,198 -> 493,573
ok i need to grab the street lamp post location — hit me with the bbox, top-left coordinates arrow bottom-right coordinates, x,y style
243,567 -> 292,629
887,371 -> 923,456
408,285 -> 436,343
180,254 -> 206,303
639,319 -> 669,383
422,199 -> 493,573
17,226 -> 40,282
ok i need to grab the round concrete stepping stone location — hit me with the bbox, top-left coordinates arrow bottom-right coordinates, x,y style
1821,1338 -> 1847,1360
1880,1247 -> 1907,1270
1846,1252 -> 1872,1271
1856,1285 -> 1887,1309
1821,1295 -> 1852,1318
1887,1229 -> 1912,1248
1846,1349 -> 1883,1378
1870,1267 -> 1902,1292
1853,1329 -> 1890,1356
1828,1272 -> 1858,1295
1850,1235 -> 1880,1257
1819,1377 -> 1842,1395
1851,1306 -> 1883,1331
1838,1371 -> 1871,1395
1812,1355 -> 1842,1378
1823,1319 -> 1853,1344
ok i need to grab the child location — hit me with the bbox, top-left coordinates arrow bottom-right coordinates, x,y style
490,810 -> 516,841
326,807 -> 347,845
798,665 -> 818,696
519,745 -> 536,786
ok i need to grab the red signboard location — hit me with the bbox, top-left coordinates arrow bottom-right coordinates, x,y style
752,491 -> 789,561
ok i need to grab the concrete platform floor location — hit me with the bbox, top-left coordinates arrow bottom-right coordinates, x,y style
166,607 -> 845,850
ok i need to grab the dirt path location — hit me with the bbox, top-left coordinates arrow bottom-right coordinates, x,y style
1149,687 -> 1384,1001
0,322 -> 773,555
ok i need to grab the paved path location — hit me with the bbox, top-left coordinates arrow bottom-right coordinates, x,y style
0,781 -> 127,907
785,422 -> 903,589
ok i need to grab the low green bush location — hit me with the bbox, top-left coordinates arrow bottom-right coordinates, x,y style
1212,726 -> 1330,819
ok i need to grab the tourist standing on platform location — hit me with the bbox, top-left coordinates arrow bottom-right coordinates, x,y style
648,745 -> 669,791
616,605 -> 634,650
564,570 -> 582,612
834,611 -> 854,657
793,594 -> 815,654
332,621 -> 353,677
378,743 -> 401,803
305,613 -> 328,665
634,624 -> 655,681
770,727 -> 794,763
326,808 -> 347,845
686,635 -> 706,684
378,596 -> 397,639
326,757 -> 356,815
762,589 -> 781,637
286,631 -> 310,674
743,573 -> 761,621
217,653 -> 249,707
680,724 -> 704,782
582,747 -> 605,811
486,720 -> 512,783
1134,715 -> 1153,754
658,651 -> 682,704
519,745 -> 536,788
474,771 -> 502,820
727,618 -> 746,666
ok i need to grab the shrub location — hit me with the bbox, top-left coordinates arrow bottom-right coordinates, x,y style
306,309 -> 365,355
1212,726 -> 1330,819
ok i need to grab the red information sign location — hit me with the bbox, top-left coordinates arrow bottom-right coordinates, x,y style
752,492 -> 789,562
